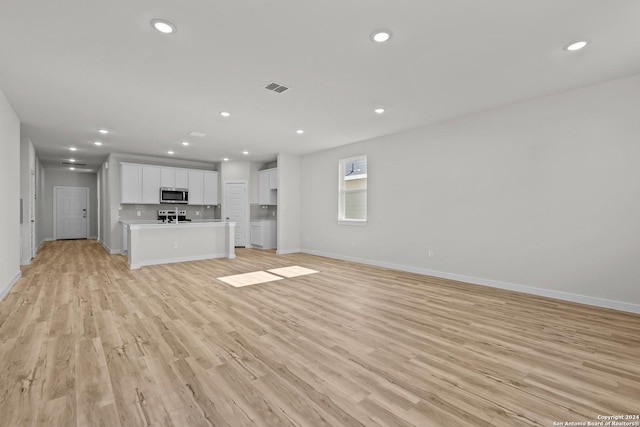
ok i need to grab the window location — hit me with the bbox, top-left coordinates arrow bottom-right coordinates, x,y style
338,155 -> 367,223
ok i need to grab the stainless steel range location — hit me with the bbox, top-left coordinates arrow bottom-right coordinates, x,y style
158,209 -> 191,223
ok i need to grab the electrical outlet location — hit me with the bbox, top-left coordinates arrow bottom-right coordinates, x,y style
196,211 -> 200,216
428,250 -> 434,258
173,242 -> 178,249
136,211 -> 141,217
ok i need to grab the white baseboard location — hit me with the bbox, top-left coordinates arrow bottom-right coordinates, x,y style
98,240 -> 123,255
20,258 -> 31,266
129,253 -> 230,270
37,239 -> 45,250
302,249 -> 640,314
276,248 -> 302,255
0,271 -> 22,301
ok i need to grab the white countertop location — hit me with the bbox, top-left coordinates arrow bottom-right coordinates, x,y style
120,219 -> 222,225
127,221 -> 233,230
119,219 -> 162,225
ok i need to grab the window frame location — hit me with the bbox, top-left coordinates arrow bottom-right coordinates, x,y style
338,155 -> 367,225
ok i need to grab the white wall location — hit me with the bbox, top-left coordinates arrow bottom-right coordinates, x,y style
0,89 -> 21,299
300,74 -> 640,313
40,170 -> 99,240
277,153 -> 301,254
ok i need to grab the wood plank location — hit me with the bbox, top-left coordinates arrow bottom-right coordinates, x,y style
0,239 -> 637,426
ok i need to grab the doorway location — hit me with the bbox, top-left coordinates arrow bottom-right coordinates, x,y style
224,181 -> 247,247
54,186 -> 89,239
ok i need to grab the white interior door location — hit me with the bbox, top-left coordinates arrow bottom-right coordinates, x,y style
55,187 -> 88,239
225,182 -> 247,247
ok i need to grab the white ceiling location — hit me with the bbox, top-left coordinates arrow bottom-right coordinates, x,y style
1,0 -> 639,171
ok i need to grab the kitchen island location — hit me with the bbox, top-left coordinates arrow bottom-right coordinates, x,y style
123,220 -> 235,269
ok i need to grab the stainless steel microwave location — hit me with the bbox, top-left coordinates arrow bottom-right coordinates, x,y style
160,188 -> 189,204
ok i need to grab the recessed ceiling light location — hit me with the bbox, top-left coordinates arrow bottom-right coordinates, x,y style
69,158 -> 76,163
371,30 -> 392,43
181,141 -> 189,146
98,129 -> 109,134
220,111 -> 231,117
242,151 -> 249,155
94,141 -> 103,146
564,40 -> 589,51
374,107 -> 385,114
69,167 -> 75,171
69,147 -> 77,151
151,19 -> 176,34
296,129 -> 304,134
223,158 -> 229,162
168,151 -> 174,155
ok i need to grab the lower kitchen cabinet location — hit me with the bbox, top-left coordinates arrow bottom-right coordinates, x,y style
121,223 -> 129,254
250,220 -> 277,249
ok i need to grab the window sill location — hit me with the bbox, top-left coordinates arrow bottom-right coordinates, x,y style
338,220 -> 367,226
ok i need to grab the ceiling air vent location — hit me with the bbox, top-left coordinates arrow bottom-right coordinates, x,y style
61,161 -> 87,166
264,82 -> 290,93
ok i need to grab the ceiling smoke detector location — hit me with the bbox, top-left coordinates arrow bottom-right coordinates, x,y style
264,82 -> 290,93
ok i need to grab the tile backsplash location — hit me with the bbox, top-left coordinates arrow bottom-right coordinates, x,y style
119,204 -> 220,220
250,203 -> 277,220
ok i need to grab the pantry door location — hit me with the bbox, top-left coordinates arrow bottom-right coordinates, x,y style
224,181 -> 247,247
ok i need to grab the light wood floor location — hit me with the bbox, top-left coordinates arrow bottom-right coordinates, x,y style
1,240 -> 638,426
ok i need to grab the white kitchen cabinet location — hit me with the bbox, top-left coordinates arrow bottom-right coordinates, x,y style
160,167 -> 173,188
123,162 -> 216,205
121,223 -> 129,254
259,169 -> 277,205
269,168 -> 278,190
188,170 -> 204,205
250,220 -> 277,249
142,166 -> 160,204
120,163 -> 143,204
160,167 -> 189,189
203,171 -> 219,205
175,169 -> 189,188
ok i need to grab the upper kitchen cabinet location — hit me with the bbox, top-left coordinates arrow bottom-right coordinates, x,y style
160,167 -> 189,189
121,163 -> 161,204
142,166 -> 160,204
203,171 -> 219,205
122,162 -> 217,205
120,163 -> 142,204
259,168 -> 277,205
269,168 -> 278,190
189,170 -> 219,205
188,170 -> 204,205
